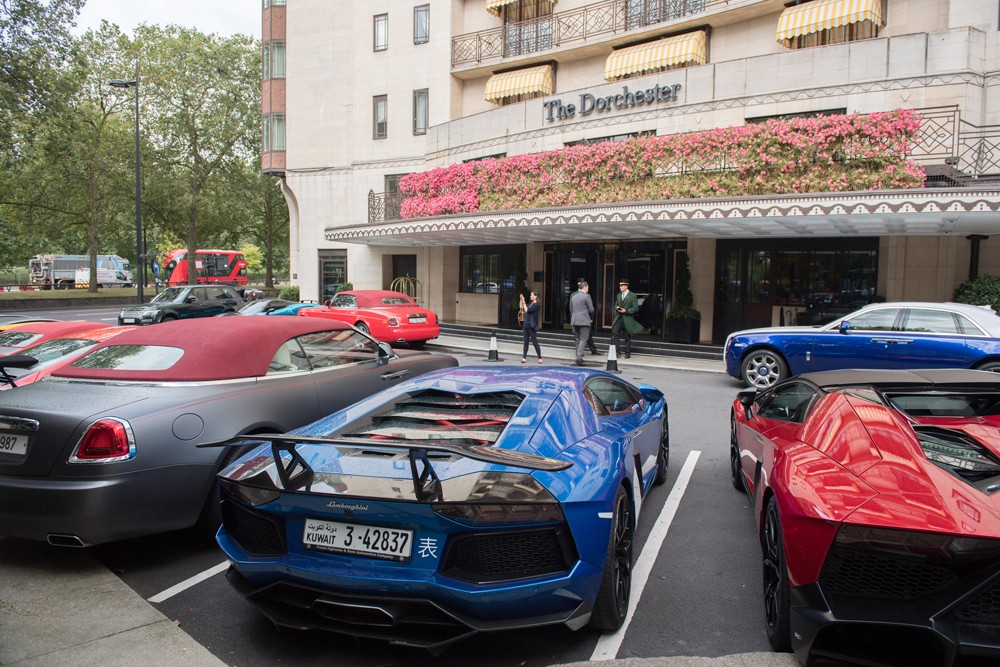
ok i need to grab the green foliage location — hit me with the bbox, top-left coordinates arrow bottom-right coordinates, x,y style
953,274 -> 1000,311
667,251 -> 701,320
240,244 -> 264,273
278,285 -> 299,301
336,282 -> 354,294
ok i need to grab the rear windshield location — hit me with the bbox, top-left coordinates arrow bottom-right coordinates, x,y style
887,393 -> 1000,417
0,331 -> 40,348
71,345 -> 184,371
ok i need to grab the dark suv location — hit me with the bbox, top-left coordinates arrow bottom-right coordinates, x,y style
118,285 -> 242,325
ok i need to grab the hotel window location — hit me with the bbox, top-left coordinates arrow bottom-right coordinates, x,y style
263,0 -> 286,7
263,113 -> 286,151
414,5 -> 429,44
262,43 -> 270,79
413,89 -> 428,135
565,131 -> 654,147
777,0 -> 886,50
373,95 -> 388,139
374,14 -> 388,52
263,41 -> 285,79
501,1 -> 554,57
625,0 -> 706,31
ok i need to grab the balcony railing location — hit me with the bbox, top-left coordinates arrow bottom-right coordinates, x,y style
453,0 -> 708,68
366,106 -> 1000,222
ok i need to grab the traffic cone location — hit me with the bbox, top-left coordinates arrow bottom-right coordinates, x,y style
485,330 -> 503,362
605,343 -> 621,374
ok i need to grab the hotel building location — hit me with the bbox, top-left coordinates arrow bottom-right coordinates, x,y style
262,0 -> 1000,343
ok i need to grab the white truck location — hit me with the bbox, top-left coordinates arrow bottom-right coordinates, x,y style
28,254 -> 134,289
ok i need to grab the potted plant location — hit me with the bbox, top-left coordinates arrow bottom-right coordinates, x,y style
666,251 -> 701,344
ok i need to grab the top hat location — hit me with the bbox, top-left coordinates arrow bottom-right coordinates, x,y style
618,279 -> 630,286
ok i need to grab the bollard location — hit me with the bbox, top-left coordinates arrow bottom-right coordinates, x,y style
484,330 -> 503,362
605,342 -> 621,374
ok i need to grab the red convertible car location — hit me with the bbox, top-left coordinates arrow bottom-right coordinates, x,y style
731,369 -> 1000,667
300,289 -> 439,347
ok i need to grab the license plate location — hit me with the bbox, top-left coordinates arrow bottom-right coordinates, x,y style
409,317 -> 426,324
122,318 -> 136,324
0,432 -> 28,456
303,518 -> 412,561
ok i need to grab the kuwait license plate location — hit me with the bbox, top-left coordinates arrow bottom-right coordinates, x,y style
0,432 -> 29,456
303,518 -> 412,561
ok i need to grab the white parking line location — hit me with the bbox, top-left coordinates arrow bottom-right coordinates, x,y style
148,561 -> 230,603
590,449 -> 701,662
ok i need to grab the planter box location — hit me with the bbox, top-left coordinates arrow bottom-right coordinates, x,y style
665,317 -> 700,344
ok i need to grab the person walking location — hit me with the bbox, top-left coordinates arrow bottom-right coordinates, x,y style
520,291 -> 543,364
569,281 -> 595,366
611,278 -> 640,359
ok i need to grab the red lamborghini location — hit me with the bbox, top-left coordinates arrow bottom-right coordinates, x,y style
731,369 -> 1000,667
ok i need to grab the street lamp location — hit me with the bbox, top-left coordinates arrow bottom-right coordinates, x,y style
109,64 -> 144,305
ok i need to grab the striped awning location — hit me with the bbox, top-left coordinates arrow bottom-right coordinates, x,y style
776,0 -> 884,46
484,64 -> 554,104
487,0 -> 556,17
604,31 -> 707,81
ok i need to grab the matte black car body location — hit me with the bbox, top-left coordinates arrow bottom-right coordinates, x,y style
117,285 -> 242,325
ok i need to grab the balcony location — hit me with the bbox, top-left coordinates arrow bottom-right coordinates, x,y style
452,0 -> 709,69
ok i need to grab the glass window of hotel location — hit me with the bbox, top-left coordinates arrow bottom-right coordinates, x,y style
263,0 -> 286,7
501,0 -> 553,58
413,89 -> 428,135
413,4 -> 429,44
373,95 -> 388,139
268,42 -> 286,78
374,13 -> 388,52
565,131 -> 654,147
262,42 -> 270,79
785,0 -> 886,49
265,114 -> 286,151
625,0 -> 706,31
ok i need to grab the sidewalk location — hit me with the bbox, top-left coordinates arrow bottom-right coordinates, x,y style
0,339 -> 778,667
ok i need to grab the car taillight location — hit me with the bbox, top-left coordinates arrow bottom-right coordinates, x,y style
388,317 -> 399,326
69,418 -> 135,463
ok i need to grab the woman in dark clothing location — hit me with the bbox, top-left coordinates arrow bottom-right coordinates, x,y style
520,290 -> 542,363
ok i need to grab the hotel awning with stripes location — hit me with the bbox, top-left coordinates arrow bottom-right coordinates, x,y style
484,64 -> 555,104
604,31 -> 707,81
776,0 -> 884,46
486,0 -> 556,17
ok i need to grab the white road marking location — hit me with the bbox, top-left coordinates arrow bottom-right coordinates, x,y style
148,560 -> 229,603
590,449 -> 701,662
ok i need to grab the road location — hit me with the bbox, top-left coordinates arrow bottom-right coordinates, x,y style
6,304 -> 811,666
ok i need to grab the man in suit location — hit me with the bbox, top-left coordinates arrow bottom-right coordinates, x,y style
576,278 -> 599,355
611,278 -> 640,359
569,281 -> 595,366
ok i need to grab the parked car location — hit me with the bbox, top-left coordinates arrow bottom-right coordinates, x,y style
211,366 -> 668,651
0,320 -> 106,355
724,301 -> 1000,388
233,299 -> 320,317
730,368 -> 1000,666
117,284 -> 242,325
301,289 -> 440,348
0,325 -> 136,390
0,316 -> 457,546
0,316 -> 55,331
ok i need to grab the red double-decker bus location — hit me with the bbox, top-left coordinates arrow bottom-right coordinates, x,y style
160,249 -> 248,286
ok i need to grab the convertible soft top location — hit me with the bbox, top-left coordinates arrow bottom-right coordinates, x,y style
52,316 -> 353,382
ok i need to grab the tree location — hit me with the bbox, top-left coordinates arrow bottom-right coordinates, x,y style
135,25 -> 260,284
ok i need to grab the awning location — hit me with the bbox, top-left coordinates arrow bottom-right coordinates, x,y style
776,0 -> 884,46
604,31 -> 707,81
484,64 -> 554,104
487,0 -> 556,17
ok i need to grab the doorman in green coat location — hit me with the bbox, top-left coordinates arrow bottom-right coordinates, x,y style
611,278 -> 642,358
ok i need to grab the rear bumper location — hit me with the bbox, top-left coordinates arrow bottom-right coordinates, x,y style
0,464 -> 214,545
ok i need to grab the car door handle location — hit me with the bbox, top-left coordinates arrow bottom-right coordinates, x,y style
380,369 -> 411,381
872,338 -> 911,344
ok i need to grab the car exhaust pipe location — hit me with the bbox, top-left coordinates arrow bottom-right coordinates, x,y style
47,533 -> 89,548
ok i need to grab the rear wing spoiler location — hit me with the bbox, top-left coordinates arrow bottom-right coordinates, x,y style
0,355 -> 37,388
199,433 -> 571,500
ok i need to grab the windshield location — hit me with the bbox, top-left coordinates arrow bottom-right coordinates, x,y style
1,338 -> 97,378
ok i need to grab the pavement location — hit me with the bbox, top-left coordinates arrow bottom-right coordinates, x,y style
0,335 -> 800,667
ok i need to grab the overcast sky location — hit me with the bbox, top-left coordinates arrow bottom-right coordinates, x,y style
74,0 -> 260,38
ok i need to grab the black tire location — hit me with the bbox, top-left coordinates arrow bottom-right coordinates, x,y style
763,496 -> 792,652
731,410 -> 746,493
355,322 -> 370,335
741,349 -> 788,389
653,414 -> 669,486
193,445 -> 249,541
589,485 -> 633,631
975,360 -> 1000,373
160,314 -> 177,323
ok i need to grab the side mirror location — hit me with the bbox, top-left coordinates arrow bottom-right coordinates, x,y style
737,387 -> 758,416
838,320 -> 851,334
639,384 -> 664,406
377,342 -> 393,365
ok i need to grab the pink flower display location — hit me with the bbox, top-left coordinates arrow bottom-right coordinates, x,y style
398,109 -> 926,218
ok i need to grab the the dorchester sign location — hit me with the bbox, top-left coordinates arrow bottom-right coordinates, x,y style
543,83 -> 682,122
